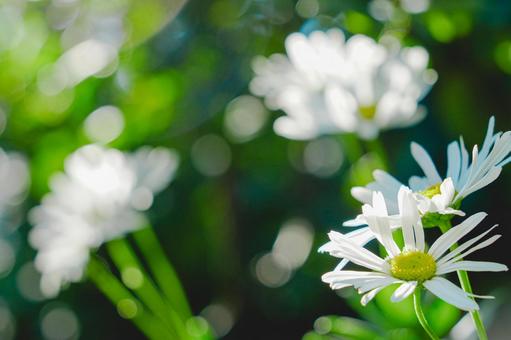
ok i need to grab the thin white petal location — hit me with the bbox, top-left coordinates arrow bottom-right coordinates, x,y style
398,187 -> 418,250
391,281 -> 417,302
351,187 -> 373,205
325,231 -> 388,271
437,260 -> 508,275
457,167 -> 502,199
443,235 -> 502,266
428,212 -> 487,260
423,277 -> 479,312
361,286 -> 385,306
437,225 -> 499,265
357,277 -> 397,293
447,141 -> 461,184
411,142 -> 442,184
365,214 -> 400,257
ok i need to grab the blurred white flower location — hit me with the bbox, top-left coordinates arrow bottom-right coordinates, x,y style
250,29 -> 437,140
29,144 -> 179,297
351,117 -> 511,219
320,190 -> 507,311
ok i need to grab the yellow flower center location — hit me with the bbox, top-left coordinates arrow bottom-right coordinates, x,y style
419,183 -> 441,199
389,251 -> 436,282
359,105 -> 377,120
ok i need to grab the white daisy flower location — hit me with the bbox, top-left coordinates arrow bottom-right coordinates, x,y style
29,144 -> 179,297
351,117 -> 510,220
320,189 -> 507,311
250,29 -> 437,140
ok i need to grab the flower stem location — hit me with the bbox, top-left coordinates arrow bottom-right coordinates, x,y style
457,270 -> 488,340
438,221 -> 488,340
87,256 -> 174,340
132,226 -> 192,319
106,238 -> 190,339
413,289 -> 439,340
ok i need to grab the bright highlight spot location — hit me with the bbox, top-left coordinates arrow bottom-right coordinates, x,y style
117,299 -> 138,319
191,134 -> 232,177
224,95 -> 268,143
295,0 -> 319,18
255,253 -> 292,288
201,303 -> 235,338
0,240 -> 15,278
16,262 -> 45,302
84,106 -> 125,143
304,138 -> 344,178
401,0 -> 430,14
41,305 -> 80,340
272,219 -> 314,270
121,267 -> 144,289
186,316 -> 210,338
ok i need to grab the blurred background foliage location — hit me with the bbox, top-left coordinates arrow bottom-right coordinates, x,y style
0,0 -> 510,339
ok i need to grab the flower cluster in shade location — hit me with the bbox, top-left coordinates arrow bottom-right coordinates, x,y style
250,29 -> 437,140
320,117 -> 510,310
29,144 -> 179,297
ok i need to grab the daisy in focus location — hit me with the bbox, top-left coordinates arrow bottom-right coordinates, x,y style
351,117 -> 511,224
250,29 -> 437,140
320,188 -> 507,311
29,144 -> 179,297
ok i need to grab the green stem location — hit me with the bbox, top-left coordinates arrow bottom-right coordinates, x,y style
87,256 -> 174,340
107,238 -> 189,339
413,289 -> 439,340
438,221 -> 488,340
133,226 -> 192,319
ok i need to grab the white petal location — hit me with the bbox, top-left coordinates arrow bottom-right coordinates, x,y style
361,286 -> 385,306
391,281 -> 417,302
428,212 -> 487,260
372,191 -> 389,216
457,167 -> 502,200
322,271 -> 389,289
423,277 -> 479,312
343,216 -> 366,227
357,277 -> 397,293
437,225 -> 499,265
411,142 -> 442,184
325,231 -> 387,271
446,141 -> 461,184
365,214 -> 400,257
436,260 -> 508,275
443,234 -> 502,265
351,187 -> 373,205
408,175 -> 429,191
398,187 -> 421,250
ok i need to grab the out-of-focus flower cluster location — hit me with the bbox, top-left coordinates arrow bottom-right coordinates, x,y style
29,144 -> 179,297
251,29 -> 437,140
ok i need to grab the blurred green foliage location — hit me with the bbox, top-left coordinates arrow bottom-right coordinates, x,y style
0,0 -> 510,339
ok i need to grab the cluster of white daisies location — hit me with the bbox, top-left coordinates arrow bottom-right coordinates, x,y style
250,29 -> 437,140
29,145 -> 179,297
320,118 -> 510,311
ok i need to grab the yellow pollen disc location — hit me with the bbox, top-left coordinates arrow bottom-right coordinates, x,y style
359,105 -> 377,120
389,251 -> 436,282
420,183 -> 441,199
